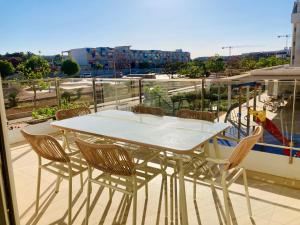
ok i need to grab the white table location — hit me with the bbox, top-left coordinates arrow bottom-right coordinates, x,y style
51,110 -> 230,224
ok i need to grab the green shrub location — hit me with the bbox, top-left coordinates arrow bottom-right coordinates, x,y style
32,102 -> 89,120
61,91 -> 72,102
8,92 -> 19,108
32,107 -> 57,119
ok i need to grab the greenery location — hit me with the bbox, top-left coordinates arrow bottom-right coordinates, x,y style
0,60 -> 15,78
17,55 -> 51,108
7,92 -> 19,108
163,62 -> 186,75
0,52 -> 33,68
17,55 -> 50,79
53,54 -> 63,66
178,61 -> 207,78
205,55 -> 225,76
162,55 -> 289,78
254,56 -> 289,69
32,101 -> 89,120
94,63 -> 103,70
61,91 -> 72,102
32,107 -> 57,119
61,59 -> 80,76
61,89 -> 82,103
240,58 -> 257,70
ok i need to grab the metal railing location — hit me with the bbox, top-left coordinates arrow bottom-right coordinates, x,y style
2,77 -> 300,163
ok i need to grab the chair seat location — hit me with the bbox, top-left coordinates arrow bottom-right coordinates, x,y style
90,164 -> 162,194
41,154 -> 88,179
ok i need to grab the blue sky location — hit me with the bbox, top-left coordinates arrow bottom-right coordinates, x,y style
0,0 -> 295,58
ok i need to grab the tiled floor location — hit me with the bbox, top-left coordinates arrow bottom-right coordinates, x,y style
11,142 -> 300,225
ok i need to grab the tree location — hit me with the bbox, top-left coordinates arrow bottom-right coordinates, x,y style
163,62 -> 186,75
240,57 -> 257,71
92,63 -> 103,76
178,61 -> 207,78
53,54 -> 63,66
17,55 -> 50,108
226,57 -> 241,70
94,63 -> 103,70
206,55 -> 225,77
61,59 -> 80,76
0,60 -> 15,78
255,56 -> 289,69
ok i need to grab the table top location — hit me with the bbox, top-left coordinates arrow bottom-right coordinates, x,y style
51,110 -> 230,153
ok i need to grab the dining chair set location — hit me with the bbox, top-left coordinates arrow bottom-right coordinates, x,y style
21,105 -> 262,225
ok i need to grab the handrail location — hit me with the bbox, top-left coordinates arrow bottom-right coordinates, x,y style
2,77 -> 299,84
3,77 -> 300,164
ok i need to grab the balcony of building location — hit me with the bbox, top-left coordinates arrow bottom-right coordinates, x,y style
2,77 -> 300,225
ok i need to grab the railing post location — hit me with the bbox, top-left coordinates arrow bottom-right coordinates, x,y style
55,78 -> 61,108
217,82 -> 220,122
253,85 -> 257,111
246,86 -> 250,136
238,87 -> 242,140
227,82 -> 232,110
289,79 -> 297,164
139,79 -> 143,104
252,84 -> 257,131
99,79 -> 104,104
201,79 -> 205,111
92,78 -> 97,112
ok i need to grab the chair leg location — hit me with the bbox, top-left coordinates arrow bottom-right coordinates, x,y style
79,157 -> 84,190
243,169 -> 252,217
55,170 -> 61,193
163,172 -> 168,225
145,164 -> 148,199
222,176 -> 231,225
170,173 -> 174,225
174,172 -> 179,225
85,168 -> 92,225
108,176 -> 112,200
132,177 -> 137,225
68,165 -> 73,225
193,175 -> 197,201
35,166 -> 41,215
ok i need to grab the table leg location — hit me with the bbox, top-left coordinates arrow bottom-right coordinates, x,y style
178,159 -> 189,225
204,141 -> 210,157
213,136 -> 221,158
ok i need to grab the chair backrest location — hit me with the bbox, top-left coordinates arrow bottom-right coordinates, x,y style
225,126 -> 263,170
75,138 -> 135,176
55,106 -> 91,120
132,105 -> 165,116
176,109 -> 215,122
21,129 -> 70,163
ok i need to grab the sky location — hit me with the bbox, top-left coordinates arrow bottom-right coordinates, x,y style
0,0 -> 296,58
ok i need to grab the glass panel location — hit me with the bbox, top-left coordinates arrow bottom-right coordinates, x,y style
59,78 -> 93,110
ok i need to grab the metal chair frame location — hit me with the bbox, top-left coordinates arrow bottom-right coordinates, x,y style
21,130 -> 87,225
75,138 -> 168,225
189,126 -> 263,225
55,106 -> 92,152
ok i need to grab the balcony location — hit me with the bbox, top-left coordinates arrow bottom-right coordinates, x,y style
11,140 -> 300,225
3,77 -> 300,224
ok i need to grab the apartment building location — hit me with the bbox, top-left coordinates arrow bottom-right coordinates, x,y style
291,0 -> 300,66
67,46 -> 190,70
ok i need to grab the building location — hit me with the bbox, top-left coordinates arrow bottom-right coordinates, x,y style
291,0 -> 300,66
241,49 -> 290,60
66,46 -> 190,70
